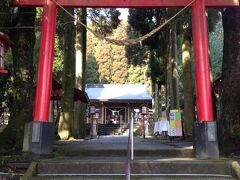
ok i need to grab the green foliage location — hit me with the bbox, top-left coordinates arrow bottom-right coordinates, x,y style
127,65 -> 145,84
86,55 -> 99,83
128,8 -> 168,85
128,8 -> 167,50
125,27 -> 151,65
87,25 -> 99,55
53,35 -> 64,80
94,42 -> 112,83
111,23 -> 128,84
87,22 -> 129,84
86,10 -> 160,85
88,8 -> 121,36
149,52 -> 165,84
209,20 -> 223,81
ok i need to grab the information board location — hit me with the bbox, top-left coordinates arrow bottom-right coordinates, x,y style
168,110 -> 182,136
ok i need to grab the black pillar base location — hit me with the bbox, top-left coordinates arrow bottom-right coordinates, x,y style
29,122 -> 55,155
193,121 -> 219,158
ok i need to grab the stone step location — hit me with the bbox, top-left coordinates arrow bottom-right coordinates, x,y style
32,174 -> 236,180
98,124 -> 129,136
37,159 -> 233,176
55,148 -> 194,157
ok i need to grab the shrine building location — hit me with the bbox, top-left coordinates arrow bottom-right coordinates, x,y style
85,84 -> 152,125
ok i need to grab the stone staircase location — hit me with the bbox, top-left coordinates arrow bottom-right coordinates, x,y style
30,136 -> 237,179
98,123 -> 129,136
32,158 -> 236,179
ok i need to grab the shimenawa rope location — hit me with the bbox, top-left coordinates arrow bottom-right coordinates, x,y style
52,0 -> 195,46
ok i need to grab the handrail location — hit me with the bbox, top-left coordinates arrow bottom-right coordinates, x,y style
125,113 -> 134,180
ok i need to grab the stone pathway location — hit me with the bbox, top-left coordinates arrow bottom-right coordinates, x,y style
55,135 -> 193,151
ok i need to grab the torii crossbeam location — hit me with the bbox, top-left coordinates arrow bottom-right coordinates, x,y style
12,0 -> 239,157
12,0 -> 240,7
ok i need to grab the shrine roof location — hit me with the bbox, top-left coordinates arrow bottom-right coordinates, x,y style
49,79 -> 90,103
85,84 -> 152,101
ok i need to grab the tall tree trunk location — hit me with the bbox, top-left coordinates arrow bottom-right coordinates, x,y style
74,8 -> 87,138
166,22 -> 179,112
166,26 -> 173,111
172,23 -> 179,109
182,31 -> 195,136
222,8 -> 240,148
152,83 -> 159,121
0,7 -> 35,152
58,8 -> 76,140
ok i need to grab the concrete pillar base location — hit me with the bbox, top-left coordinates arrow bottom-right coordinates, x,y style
29,121 -> 55,155
193,121 -> 219,158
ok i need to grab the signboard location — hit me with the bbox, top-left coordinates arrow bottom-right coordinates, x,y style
168,110 -> 182,136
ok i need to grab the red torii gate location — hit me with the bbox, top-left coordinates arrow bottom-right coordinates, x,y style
12,0 -> 240,7
12,0 -> 240,157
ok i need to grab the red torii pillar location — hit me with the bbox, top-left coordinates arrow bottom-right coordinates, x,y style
12,0 -> 239,157
191,0 -> 219,158
30,0 -> 57,155
34,0 -> 57,122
